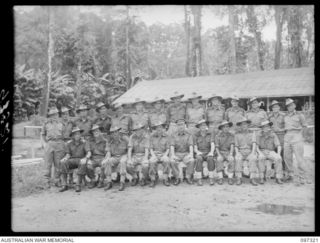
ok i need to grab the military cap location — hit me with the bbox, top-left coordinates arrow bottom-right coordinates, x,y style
195,119 -> 208,128
60,107 -> 70,113
236,117 -> 252,126
259,120 -> 273,128
269,100 -> 281,109
96,102 -> 107,112
208,94 -> 223,101
170,91 -> 184,100
76,104 -> 89,112
188,92 -> 202,100
218,120 -> 233,130
70,126 -> 83,135
90,124 -> 100,132
150,96 -> 165,104
132,98 -> 146,106
132,122 -> 145,131
48,107 -> 59,116
110,125 -> 121,133
285,98 -> 295,106
230,95 -> 240,101
248,97 -> 259,104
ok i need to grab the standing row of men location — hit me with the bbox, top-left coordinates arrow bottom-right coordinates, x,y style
41,91 -> 310,192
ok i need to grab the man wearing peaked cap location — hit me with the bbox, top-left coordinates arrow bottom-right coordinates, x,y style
193,119 -> 215,186
74,104 -> 93,141
245,97 -> 268,131
59,127 -> 91,192
42,107 -> 65,188
149,120 -> 171,187
94,101 -> 111,138
206,94 -> 225,135
130,98 -> 149,133
234,116 -> 259,186
255,120 -> 284,185
169,118 -> 195,185
186,92 -> 205,136
102,124 -> 130,191
127,122 -> 150,187
215,120 -> 236,185
85,124 -> 107,189
283,98 -> 310,185
225,95 -> 245,135
167,91 -> 186,136
148,96 -> 167,132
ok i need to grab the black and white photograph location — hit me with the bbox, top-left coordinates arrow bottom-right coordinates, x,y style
11,5 -> 314,232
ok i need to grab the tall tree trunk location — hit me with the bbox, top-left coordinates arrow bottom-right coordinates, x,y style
288,6 -> 303,68
191,5 -> 202,77
184,5 -> 191,76
246,6 -> 264,70
274,5 -> 286,69
125,6 -> 132,89
40,7 -> 54,117
228,5 -> 237,74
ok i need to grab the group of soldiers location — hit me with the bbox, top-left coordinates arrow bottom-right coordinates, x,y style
41,91 -> 311,193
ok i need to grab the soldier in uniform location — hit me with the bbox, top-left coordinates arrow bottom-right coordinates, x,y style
256,120 -> 284,184
225,95 -> 245,134
268,100 -> 285,152
166,91 -> 186,135
59,127 -> 91,192
60,106 -> 75,185
94,102 -> 112,138
148,97 -> 168,132
283,98 -> 310,185
74,104 -> 93,141
169,118 -> 195,185
186,92 -> 205,136
206,94 -> 225,135
193,120 -> 215,186
215,120 -> 235,185
102,125 -> 129,191
130,98 -> 149,132
149,120 -> 171,187
234,117 -> 259,186
127,122 -> 150,187
42,107 -> 66,188
246,97 -> 268,131
86,124 -> 107,189
111,103 -> 132,135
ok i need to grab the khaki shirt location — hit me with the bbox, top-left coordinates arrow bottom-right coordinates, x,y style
88,135 -> 107,160
186,105 -> 205,124
284,110 -> 307,131
66,139 -> 90,158
130,111 -> 149,129
74,117 -> 93,137
61,118 -> 74,141
215,131 -> 235,152
206,105 -> 225,125
128,132 -> 150,154
166,103 -> 186,123
94,115 -> 111,134
225,106 -> 245,125
235,130 -> 256,150
150,131 -> 170,153
42,119 -> 64,141
105,134 -> 129,156
268,112 -> 286,134
193,131 -> 214,153
149,109 -> 167,128
257,131 -> 280,151
111,115 -> 132,134
170,130 -> 193,153
246,108 -> 268,128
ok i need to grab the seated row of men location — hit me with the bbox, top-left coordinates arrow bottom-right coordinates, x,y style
42,92 -> 310,193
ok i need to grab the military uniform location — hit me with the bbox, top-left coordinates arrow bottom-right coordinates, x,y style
246,108 -> 268,130
256,130 -> 283,180
94,115 -> 112,137
149,130 -> 171,182
193,130 -> 214,180
104,132 -> 129,184
130,111 -> 150,131
283,109 -> 308,181
170,129 -> 194,180
149,109 -> 167,130
186,104 -> 205,135
42,114 -> 66,185
206,105 -> 225,134
111,114 -> 132,135
225,106 -> 245,134
268,111 -> 286,149
74,117 -> 93,141
127,130 -> 150,182
166,103 -> 186,135
61,117 -> 74,142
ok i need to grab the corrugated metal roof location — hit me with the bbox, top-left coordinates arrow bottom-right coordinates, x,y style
113,67 -> 314,105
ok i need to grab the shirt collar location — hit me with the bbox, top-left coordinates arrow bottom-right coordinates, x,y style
288,110 -> 297,116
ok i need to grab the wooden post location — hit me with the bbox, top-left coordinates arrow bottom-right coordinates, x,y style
267,97 -> 270,112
